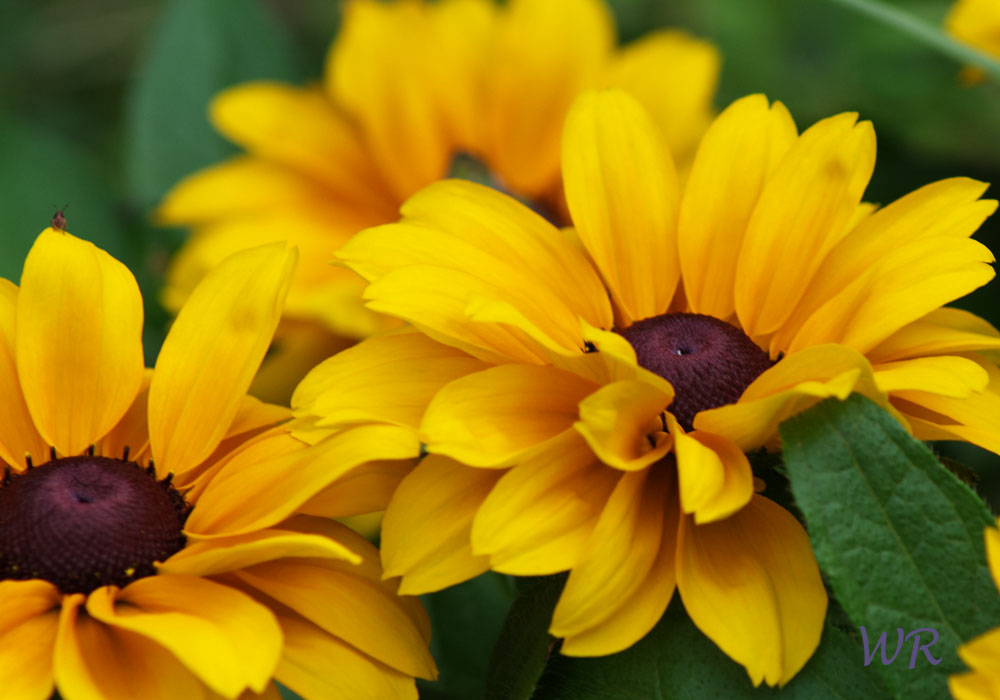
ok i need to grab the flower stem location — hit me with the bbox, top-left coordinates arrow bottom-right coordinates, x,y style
824,0 -> 1000,82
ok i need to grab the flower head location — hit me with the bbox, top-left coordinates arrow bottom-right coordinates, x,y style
294,89 -> 1000,685
949,519 -> 1000,700
0,229 -> 435,700
157,0 -> 719,400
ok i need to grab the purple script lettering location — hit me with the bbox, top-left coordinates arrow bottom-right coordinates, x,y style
904,628 -> 942,669
860,626 -> 904,666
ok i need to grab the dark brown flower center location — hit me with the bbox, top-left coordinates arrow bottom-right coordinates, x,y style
0,455 -> 190,594
617,313 -> 774,431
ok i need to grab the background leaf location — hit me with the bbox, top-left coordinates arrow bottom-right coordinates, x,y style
123,0 -> 300,210
780,394 -> 1000,700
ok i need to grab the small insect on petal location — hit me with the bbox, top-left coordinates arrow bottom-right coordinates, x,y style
51,204 -> 68,231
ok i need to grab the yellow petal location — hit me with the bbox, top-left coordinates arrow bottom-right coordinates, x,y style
149,242 -> 296,475
87,575 -> 281,696
471,430 -> 618,575
276,613 -> 418,700
669,414 -> 754,524
292,328 -> 486,431
869,308 -> 1000,363
563,89 -> 680,323
774,177 -> 996,352
97,370 -> 152,464
209,83 -> 395,214
677,495 -> 827,687
16,229 -> 144,456
0,279 -> 47,469
735,113 -> 875,336
606,30 -> 720,169
187,424 -> 418,536
326,0 -> 450,201
955,626 -> 1000,697
560,478 -> 678,657
484,0 -> 613,195
300,459 -> 412,519
0,580 -> 59,700
54,595 -> 209,700
874,356 -> 989,398
158,529 -> 361,577
987,523 -> 1000,593
948,670 -> 1000,700
381,455 -> 500,594
695,344 -> 887,450
677,95 -> 797,319
573,378 -> 673,470
551,467 -> 669,640
236,559 -> 437,680
422,364 -> 595,467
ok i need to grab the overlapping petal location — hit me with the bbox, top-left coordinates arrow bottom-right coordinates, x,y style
0,279 -> 47,469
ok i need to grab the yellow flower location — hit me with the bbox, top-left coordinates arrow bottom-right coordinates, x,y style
293,89 -> 1000,686
157,0 -> 719,402
950,519 -> 1000,700
0,230 -> 435,700
946,0 -> 1000,83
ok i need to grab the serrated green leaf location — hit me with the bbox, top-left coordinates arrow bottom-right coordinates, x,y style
418,572 -> 517,700
780,393 -> 1000,700
530,598 -> 889,700
124,0 -> 300,210
0,113 -> 128,280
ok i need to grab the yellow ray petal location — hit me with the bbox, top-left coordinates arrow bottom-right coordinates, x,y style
422,364 -> 595,467
292,328 -> 486,431
574,378 -> 673,470
955,626 -> 1000,694
158,529 -> 361,577
149,242 -> 296,475
326,0 -> 450,201
735,113 -> 875,336
677,95 -> 797,319
677,495 -> 827,687
551,467 -> 669,638
209,83 -> 395,214
987,523 -> 1000,592
0,580 -> 59,700
484,0 -> 613,196
869,307 -> 1000,363
98,370 -> 152,464
563,89 -> 680,323
299,459 -> 412,519
668,414 -> 754,524
874,355 -> 989,398
16,229 -> 144,456
694,344 -> 886,450
0,279 -> 47,469
774,177 -> 996,351
276,614 -> 418,700
948,670 -> 1000,700
236,559 -> 437,680
186,424 -> 418,536
381,455 -> 500,594
560,480 -> 678,656
87,575 -> 281,696
471,430 -> 618,575
55,595 -> 210,700
606,30 -> 720,168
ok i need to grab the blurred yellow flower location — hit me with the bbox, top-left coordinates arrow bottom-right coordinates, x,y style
157,0 -> 719,402
294,89 -> 1000,686
0,229 -> 434,700
946,0 -> 1000,83
949,519 -> 1000,700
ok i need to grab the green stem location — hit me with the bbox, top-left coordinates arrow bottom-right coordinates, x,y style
825,0 -> 1000,82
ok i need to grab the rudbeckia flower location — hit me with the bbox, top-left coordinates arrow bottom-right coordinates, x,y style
0,229 -> 435,700
946,0 -> 1000,82
157,0 -> 719,401
292,89 -> 1000,686
950,519 -> 1000,700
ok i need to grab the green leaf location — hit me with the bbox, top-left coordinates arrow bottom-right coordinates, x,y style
485,575 -> 565,700
418,572 -> 517,700
124,0 -> 300,210
0,113 -> 129,280
530,598 -> 889,700
780,394 -> 1000,700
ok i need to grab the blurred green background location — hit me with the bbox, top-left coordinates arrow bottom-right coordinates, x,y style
1,0 -> 997,497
